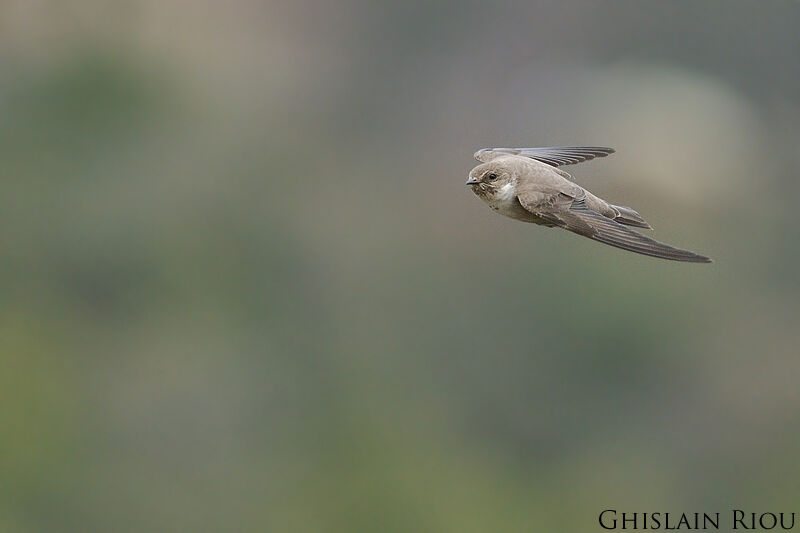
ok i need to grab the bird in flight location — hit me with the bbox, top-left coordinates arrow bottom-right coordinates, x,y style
466,146 -> 711,263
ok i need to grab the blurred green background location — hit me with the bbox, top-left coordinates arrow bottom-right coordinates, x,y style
2,1 -> 800,531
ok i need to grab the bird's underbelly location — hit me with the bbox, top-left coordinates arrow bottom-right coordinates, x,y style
485,195 -> 546,224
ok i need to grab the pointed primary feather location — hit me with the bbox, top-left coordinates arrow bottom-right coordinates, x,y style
566,200 -> 711,262
517,194 -> 711,263
474,146 -> 615,167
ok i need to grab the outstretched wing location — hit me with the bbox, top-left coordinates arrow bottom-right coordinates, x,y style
474,146 -> 615,167
517,193 -> 711,263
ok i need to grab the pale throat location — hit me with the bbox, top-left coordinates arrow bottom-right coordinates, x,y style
484,181 -> 518,212
496,182 -> 516,202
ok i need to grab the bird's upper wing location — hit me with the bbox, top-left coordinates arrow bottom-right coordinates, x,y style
517,191 -> 711,263
474,146 -> 615,167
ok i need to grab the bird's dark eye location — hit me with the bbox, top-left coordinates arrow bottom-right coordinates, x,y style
486,173 -> 498,181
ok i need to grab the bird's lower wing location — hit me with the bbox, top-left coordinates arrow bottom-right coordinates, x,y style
520,195 -> 712,263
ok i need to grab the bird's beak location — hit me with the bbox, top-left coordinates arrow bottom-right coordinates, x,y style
465,178 -> 479,185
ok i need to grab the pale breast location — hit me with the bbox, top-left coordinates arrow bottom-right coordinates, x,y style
485,183 -> 516,211
482,183 -> 541,222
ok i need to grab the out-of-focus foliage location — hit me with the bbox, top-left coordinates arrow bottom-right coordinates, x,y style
1,1 -> 799,531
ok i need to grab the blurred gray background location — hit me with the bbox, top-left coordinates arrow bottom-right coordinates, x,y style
2,1 -> 799,531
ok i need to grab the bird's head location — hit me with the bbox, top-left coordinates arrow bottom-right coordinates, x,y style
466,162 -> 515,198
